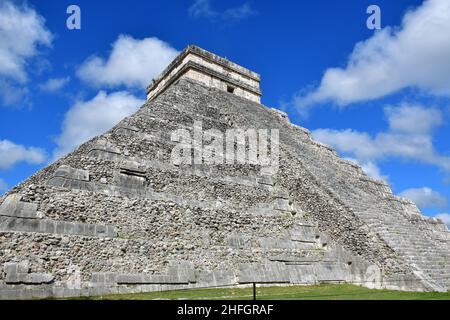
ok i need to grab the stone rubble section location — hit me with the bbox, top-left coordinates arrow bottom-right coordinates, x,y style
0,77 -> 448,299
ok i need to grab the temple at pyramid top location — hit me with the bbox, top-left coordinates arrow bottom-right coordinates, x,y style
146,45 -> 262,103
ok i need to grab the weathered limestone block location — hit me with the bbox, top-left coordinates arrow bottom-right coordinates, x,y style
6,273 -> 55,285
116,161 -> 147,186
114,124 -> 140,137
167,261 -> 196,283
268,255 -> 322,265
217,174 -> 256,187
94,262 -> 196,285
4,261 -> 54,285
47,164 -> 152,198
272,189 -> 289,199
196,269 -> 236,287
238,262 -> 290,284
287,264 -> 317,284
53,165 -> 89,181
289,225 -> 319,243
47,165 -> 91,191
113,172 -> 145,189
237,258 -> 353,285
90,273 -> 119,287
4,260 -> 30,274
88,149 -> 122,161
87,139 -> 122,160
100,183 -> 153,198
116,274 -> 188,285
256,175 -> 274,186
272,198 -> 292,212
257,237 -> 316,250
313,262 -> 349,282
227,234 -> 251,249
0,216 -> 115,238
47,177 -> 93,191
0,194 -> 41,219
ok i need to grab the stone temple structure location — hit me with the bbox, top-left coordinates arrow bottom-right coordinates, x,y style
0,45 -> 449,299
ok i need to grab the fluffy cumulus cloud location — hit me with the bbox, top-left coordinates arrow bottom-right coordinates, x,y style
435,213 -> 450,228
189,0 -> 255,21
53,91 -> 145,159
0,79 -> 29,106
0,1 -> 52,105
295,0 -> 450,110
0,139 -> 46,170
77,35 -> 178,89
312,104 -> 450,180
399,187 -> 447,209
39,77 -> 70,92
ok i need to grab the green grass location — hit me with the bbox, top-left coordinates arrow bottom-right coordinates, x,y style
77,284 -> 450,300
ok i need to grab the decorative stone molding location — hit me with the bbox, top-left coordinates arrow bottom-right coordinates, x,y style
146,45 -> 261,103
0,194 -> 43,219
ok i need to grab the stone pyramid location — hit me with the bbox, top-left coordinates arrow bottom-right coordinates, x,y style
0,45 -> 449,299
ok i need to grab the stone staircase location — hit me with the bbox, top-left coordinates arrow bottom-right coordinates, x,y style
354,203 -> 449,291
269,111 -> 450,292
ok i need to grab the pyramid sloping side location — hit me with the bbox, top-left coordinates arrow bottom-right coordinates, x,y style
0,78 -> 448,298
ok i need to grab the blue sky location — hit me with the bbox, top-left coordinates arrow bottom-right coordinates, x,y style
0,0 -> 449,226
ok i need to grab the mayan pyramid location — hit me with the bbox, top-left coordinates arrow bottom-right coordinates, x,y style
0,45 -> 449,299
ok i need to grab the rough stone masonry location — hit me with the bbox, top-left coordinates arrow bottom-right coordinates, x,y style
0,45 -> 448,299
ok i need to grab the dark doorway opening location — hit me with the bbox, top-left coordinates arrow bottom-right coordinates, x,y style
227,85 -> 235,94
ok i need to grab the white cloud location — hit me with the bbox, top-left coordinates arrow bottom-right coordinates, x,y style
0,1 -> 52,82
223,3 -> 255,20
189,0 -> 255,21
77,35 -> 178,89
399,187 -> 447,209
0,79 -> 29,106
435,213 -> 450,228
295,0 -> 450,110
312,104 -> 450,179
39,77 -> 70,92
385,105 -> 443,135
53,91 -> 145,159
313,129 -> 376,161
0,139 -> 46,169
0,1 -> 52,105
0,178 -> 7,193
189,0 -> 216,18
